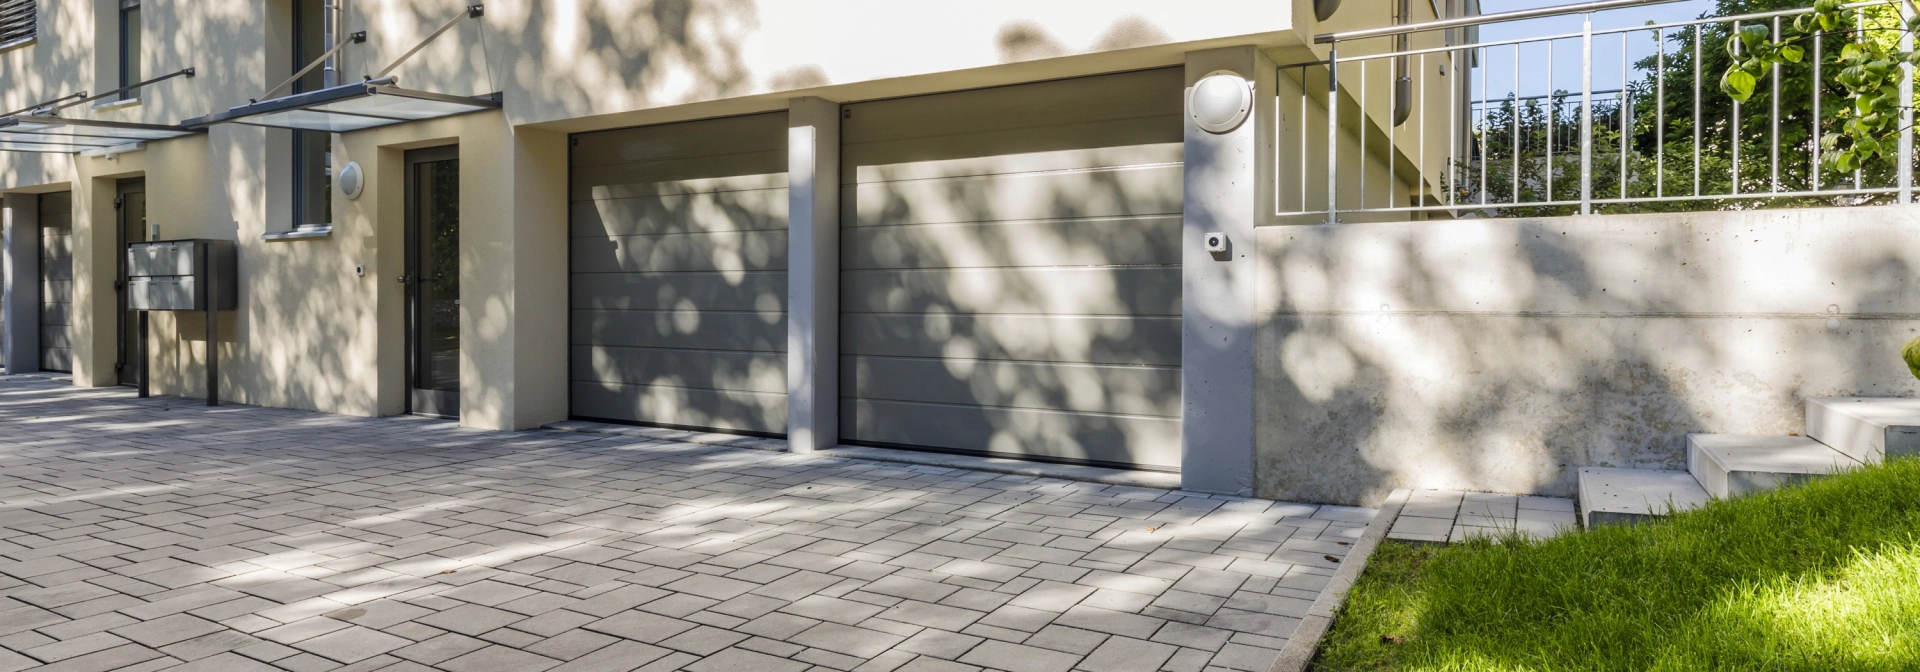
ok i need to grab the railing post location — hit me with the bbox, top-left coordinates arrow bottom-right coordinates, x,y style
1328,47 -> 1340,224
1580,14 -> 1593,214
1901,2 -> 1915,204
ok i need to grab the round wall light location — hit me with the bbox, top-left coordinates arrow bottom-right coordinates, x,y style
339,161 -> 365,200
1190,71 -> 1253,134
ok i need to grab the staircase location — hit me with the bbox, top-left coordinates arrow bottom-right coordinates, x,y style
1577,397 -> 1920,527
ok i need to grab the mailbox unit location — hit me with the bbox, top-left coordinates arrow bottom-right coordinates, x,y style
127,239 -> 237,311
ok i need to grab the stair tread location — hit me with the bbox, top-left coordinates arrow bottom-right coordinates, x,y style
1578,467 -> 1708,521
1689,433 -> 1860,474
1808,397 -> 1920,428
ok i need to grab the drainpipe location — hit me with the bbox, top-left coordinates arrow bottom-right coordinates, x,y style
323,0 -> 340,87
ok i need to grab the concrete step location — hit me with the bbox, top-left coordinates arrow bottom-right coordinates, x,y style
1577,467 -> 1709,528
1687,433 -> 1860,499
1807,397 -> 1920,465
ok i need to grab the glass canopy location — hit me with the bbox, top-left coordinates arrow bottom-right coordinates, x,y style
184,81 -> 502,132
0,116 -> 202,153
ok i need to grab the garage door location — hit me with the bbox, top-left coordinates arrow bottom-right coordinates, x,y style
839,68 -> 1185,470
40,191 -> 72,373
568,113 -> 790,435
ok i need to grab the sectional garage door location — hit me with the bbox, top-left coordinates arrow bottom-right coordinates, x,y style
839,68 -> 1186,470
39,192 -> 72,372
568,113 -> 790,434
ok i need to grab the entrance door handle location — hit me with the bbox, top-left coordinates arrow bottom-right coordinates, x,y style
396,275 -> 410,285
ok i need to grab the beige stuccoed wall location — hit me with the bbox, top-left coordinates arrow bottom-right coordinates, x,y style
1255,206 -> 1920,507
0,1 -> 1433,435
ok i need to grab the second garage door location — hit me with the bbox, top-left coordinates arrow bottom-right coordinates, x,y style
839,68 -> 1186,470
568,113 -> 790,435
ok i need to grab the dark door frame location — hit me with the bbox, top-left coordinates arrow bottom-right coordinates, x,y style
404,145 -> 460,417
115,177 -> 146,386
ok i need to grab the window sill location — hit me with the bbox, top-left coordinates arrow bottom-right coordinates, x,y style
261,225 -> 332,242
91,97 -> 141,111
0,37 -> 34,54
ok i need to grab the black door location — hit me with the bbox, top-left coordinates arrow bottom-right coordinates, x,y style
117,178 -> 147,386
406,147 -> 460,417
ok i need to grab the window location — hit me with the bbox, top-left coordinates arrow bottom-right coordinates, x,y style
0,0 -> 35,50
118,0 -> 140,99
291,0 -> 330,227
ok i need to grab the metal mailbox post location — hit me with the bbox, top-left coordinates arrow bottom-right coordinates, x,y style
126,239 -> 237,405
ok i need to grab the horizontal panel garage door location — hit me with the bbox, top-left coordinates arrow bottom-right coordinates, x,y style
569,113 -> 789,435
840,68 -> 1185,470
40,191 -> 72,373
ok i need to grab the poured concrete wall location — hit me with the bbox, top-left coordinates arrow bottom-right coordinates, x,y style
1255,206 -> 1920,506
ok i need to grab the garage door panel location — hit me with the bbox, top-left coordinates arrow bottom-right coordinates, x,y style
843,355 -> 1180,418
39,301 -> 71,328
570,271 -> 784,312
843,132 -> 1181,184
39,257 -> 72,281
572,381 -> 786,434
842,267 -> 1181,317
573,345 -> 786,394
39,233 -> 71,260
570,153 -> 788,201
39,348 -> 71,372
572,113 -> 792,169
572,188 -> 788,238
573,309 -> 785,353
569,230 -> 788,274
846,164 -> 1183,227
842,314 -> 1179,366
840,398 -> 1180,470
844,216 -> 1182,270
841,68 -> 1184,145
40,325 -> 72,350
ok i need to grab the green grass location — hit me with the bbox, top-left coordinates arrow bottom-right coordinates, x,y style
1313,458 -> 1920,672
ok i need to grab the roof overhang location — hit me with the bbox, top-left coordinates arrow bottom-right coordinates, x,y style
0,115 -> 204,154
183,80 -> 503,132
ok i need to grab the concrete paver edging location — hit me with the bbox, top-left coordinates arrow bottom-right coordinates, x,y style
1267,488 -> 1411,672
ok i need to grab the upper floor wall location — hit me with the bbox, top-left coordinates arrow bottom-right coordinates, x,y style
0,0 -> 1464,136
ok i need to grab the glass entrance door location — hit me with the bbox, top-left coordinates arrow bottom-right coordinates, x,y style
406,147 -> 460,417
117,178 -> 146,386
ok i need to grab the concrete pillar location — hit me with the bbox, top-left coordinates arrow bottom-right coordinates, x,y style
786,97 -> 841,453
3,194 -> 40,374
1180,46 -> 1278,496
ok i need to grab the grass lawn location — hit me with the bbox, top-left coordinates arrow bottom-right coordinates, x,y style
1312,458 -> 1920,671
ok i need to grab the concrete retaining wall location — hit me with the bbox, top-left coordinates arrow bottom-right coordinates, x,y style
1254,206 -> 1920,506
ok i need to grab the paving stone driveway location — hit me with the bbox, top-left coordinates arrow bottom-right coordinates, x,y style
0,378 -> 1374,672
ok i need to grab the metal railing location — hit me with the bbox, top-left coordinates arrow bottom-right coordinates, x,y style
1282,0 -> 1919,222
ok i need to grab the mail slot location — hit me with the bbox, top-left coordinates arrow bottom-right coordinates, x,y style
125,239 -> 236,312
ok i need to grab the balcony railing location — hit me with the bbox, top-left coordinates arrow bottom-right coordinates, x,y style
1282,0 -> 1918,222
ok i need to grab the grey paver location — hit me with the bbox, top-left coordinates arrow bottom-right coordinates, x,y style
0,380 -> 1373,672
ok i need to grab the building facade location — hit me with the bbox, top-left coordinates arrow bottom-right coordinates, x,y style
2,0 -> 1465,497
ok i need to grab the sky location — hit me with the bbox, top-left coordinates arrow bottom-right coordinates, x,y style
1471,0 -> 1720,100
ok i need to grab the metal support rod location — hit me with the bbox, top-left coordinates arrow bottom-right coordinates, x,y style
1449,48 -> 1458,209
376,5 -> 484,79
1513,45 -> 1520,204
1694,24 -> 1702,196
262,31 -> 366,102
1813,28 -> 1822,192
1,92 -> 87,119
1328,49 -> 1340,224
1480,46 -> 1488,204
1547,42 -> 1555,200
1657,27 -> 1665,197
1361,60 -> 1368,208
1732,20 -> 1742,196
1901,0 -> 1915,203
47,68 -> 196,113
1580,15 -> 1593,214
1621,33 -> 1629,200
1771,16 -> 1781,194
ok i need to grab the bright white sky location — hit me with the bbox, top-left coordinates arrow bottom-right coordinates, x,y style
1474,0 -> 1720,100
